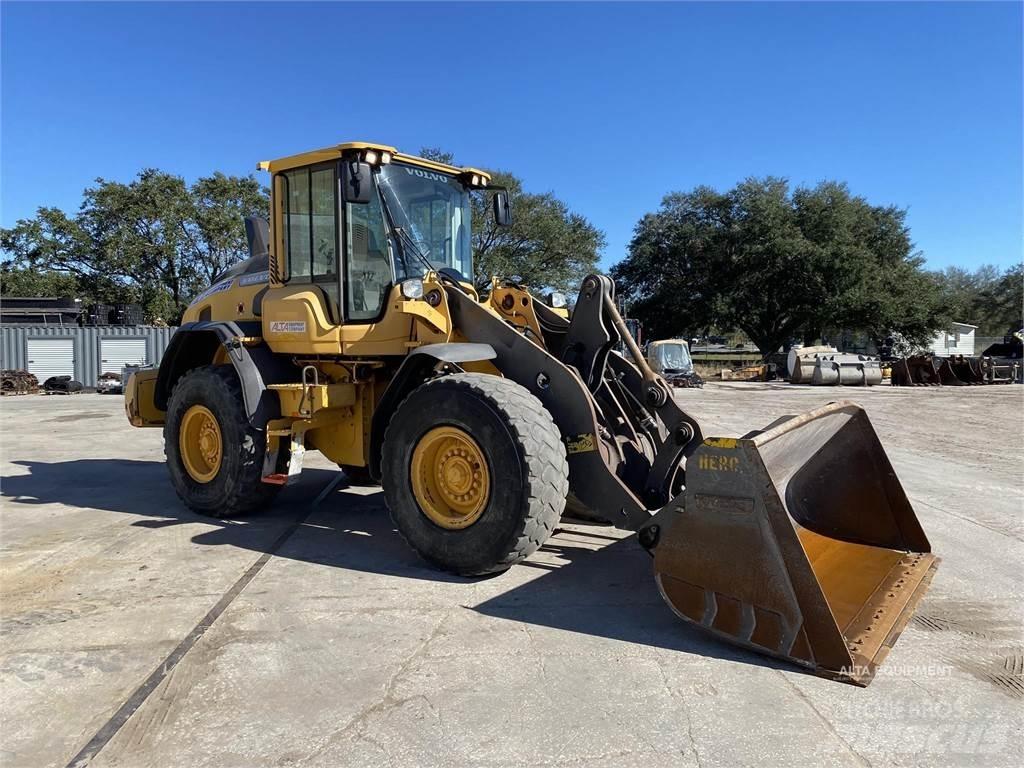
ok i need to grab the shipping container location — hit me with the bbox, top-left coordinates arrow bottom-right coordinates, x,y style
0,326 -> 176,389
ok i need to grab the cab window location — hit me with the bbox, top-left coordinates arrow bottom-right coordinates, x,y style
345,187 -> 391,321
282,165 -> 340,310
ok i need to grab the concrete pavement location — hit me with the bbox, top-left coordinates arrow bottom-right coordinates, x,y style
2,384 -> 1021,767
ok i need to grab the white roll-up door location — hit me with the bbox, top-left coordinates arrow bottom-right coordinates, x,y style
26,338 -> 75,382
100,338 -> 148,374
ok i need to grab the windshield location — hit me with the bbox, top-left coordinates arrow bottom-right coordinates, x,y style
377,163 -> 473,281
655,343 -> 693,373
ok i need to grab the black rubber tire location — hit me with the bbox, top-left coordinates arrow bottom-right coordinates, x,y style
164,365 -> 281,518
338,464 -> 379,486
381,373 -> 569,576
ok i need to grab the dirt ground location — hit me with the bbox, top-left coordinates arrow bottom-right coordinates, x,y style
1,383 -> 1022,768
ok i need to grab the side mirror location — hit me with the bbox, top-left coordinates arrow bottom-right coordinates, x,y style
341,160 -> 373,204
493,190 -> 512,227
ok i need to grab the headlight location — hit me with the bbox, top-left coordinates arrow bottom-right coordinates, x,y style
364,150 -> 379,165
548,291 -> 567,308
401,278 -> 424,300
380,151 -> 392,164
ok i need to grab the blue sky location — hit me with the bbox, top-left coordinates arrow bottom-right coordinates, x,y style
2,1 -> 1021,273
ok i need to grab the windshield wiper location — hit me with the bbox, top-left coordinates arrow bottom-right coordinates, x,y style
376,188 -> 435,277
393,226 -> 435,275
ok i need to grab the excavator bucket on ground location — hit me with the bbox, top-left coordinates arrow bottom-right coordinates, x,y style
651,401 -> 938,685
946,355 -> 986,384
891,355 -> 942,385
891,354 -> 987,386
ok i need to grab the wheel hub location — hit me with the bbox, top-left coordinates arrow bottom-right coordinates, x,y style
179,404 -> 223,484
411,426 -> 490,529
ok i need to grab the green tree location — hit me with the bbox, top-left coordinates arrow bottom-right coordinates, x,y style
0,205 -> 132,310
934,263 -> 1023,337
0,265 -> 80,297
189,172 -> 270,282
614,178 -> 946,356
610,187 -> 729,341
1,170 -> 268,323
419,148 -> 604,293
987,263 -> 1024,335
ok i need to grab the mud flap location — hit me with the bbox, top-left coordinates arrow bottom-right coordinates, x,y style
653,401 -> 938,685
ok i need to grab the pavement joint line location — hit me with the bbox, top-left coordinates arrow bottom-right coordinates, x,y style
63,507 -> 315,768
910,496 -> 1024,542
312,470 -> 349,507
776,672 -> 873,768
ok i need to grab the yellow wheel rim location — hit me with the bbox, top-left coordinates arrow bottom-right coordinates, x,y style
179,405 -> 223,484
410,426 -> 490,529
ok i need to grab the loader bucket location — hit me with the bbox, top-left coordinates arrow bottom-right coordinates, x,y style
948,355 -> 985,384
653,401 -> 938,685
891,355 -> 942,386
936,357 -> 969,385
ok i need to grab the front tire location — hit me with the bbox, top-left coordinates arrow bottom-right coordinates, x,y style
164,365 -> 281,517
382,373 -> 569,576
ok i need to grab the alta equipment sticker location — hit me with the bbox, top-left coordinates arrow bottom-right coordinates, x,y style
270,321 -> 306,333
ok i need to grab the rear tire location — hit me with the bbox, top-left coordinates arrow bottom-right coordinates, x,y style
164,365 -> 281,518
382,373 -> 569,576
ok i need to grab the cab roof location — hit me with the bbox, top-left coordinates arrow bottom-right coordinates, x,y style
257,141 -> 491,181
650,339 -> 690,346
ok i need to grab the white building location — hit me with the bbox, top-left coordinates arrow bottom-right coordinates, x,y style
929,322 -> 977,357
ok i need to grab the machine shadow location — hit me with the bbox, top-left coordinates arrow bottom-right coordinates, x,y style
473,529 -> 801,674
1,458 -> 461,583
2,457 -> 803,675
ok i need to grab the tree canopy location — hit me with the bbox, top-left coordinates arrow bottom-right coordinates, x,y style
612,177 -> 950,356
0,262 -> 81,299
419,148 -> 604,294
2,154 -> 602,318
1,170 -> 267,324
933,263 -> 1023,337
4,160 -> 1016,346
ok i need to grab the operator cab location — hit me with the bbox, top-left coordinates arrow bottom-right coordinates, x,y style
647,340 -> 695,375
263,142 -> 509,325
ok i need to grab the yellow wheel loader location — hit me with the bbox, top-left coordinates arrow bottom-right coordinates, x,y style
125,141 -> 937,685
